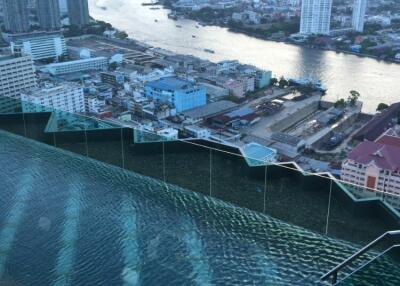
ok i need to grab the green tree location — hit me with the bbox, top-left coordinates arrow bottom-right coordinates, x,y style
278,76 -> 288,88
109,62 -> 118,71
270,77 -> 278,86
334,98 -> 347,108
348,90 -> 360,106
376,103 -> 389,112
297,83 -> 314,95
116,31 -> 128,40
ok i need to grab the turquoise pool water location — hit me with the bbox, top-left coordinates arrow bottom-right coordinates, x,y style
0,130 -> 399,285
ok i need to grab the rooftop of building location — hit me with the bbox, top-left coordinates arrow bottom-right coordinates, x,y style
182,100 -> 238,119
23,82 -> 82,96
0,53 -> 31,62
9,31 -> 64,42
212,107 -> 257,124
348,141 -> 400,172
353,102 -> 400,142
376,135 -> 400,148
145,77 -> 197,91
0,54 -> 18,61
45,57 -> 108,67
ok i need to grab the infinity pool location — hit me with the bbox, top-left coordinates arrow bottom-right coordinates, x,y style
0,130 -> 399,285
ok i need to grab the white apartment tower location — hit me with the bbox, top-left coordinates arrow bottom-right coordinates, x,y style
352,0 -> 367,32
0,55 -> 37,100
21,82 -> 85,114
300,0 -> 333,35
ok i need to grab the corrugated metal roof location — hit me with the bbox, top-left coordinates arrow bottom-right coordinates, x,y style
146,77 -> 194,90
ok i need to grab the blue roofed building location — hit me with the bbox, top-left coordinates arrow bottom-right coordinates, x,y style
144,77 -> 206,112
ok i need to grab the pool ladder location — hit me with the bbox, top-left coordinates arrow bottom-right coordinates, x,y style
320,230 -> 400,285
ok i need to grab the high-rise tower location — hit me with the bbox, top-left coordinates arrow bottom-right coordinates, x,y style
300,0 -> 333,35
36,0 -> 61,30
2,0 -> 30,34
67,0 -> 90,28
352,0 -> 367,32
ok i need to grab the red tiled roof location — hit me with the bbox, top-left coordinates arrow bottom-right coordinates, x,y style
348,141 -> 400,171
376,135 -> 400,148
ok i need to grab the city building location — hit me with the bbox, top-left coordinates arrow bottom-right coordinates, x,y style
145,77 -> 206,113
223,79 -> 245,98
300,0 -> 333,35
185,125 -> 211,139
100,72 -> 125,86
255,70 -> 272,89
210,107 -> 260,129
352,0 -> 367,32
2,0 -> 30,33
59,0 -> 68,14
199,82 -> 229,100
156,128 -> 179,140
41,57 -> 109,75
67,0 -> 90,27
21,82 -> 85,113
36,0 -> 61,30
85,96 -> 106,114
10,32 -> 67,61
182,100 -> 238,123
0,54 -> 37,100
353,102 -> 400,142
342,127 -> 400,210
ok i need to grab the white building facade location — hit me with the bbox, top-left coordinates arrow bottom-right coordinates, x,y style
21,82 -> 85,113
0,55 -> 37,100
341,128 -> 400,210
85,96 -> 106,114
352,0 -> 367,32
41,57 -> 108,75
300,0 -> 333,35
11,32 -> 67,61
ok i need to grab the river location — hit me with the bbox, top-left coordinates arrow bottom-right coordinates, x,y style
88,0 -> 400,113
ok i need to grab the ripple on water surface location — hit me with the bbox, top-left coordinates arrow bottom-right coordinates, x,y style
0,131 -> 400,285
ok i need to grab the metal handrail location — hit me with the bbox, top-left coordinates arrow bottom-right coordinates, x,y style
320,230 -> 400,284
333,244 -> 400,285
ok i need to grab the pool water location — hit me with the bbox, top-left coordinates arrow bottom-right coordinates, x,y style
0,130 -> 399,286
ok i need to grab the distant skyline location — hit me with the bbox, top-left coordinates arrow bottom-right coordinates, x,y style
2,0 -> 30,33
37,0 -> 62,30
67,0 -> 90,27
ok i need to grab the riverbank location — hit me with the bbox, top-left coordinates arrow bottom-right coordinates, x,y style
163,5 -> 400,65
227,26 -> 393,63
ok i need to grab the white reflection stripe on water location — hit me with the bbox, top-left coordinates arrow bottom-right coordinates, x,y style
53,184 -> 81,286
0,167 -> 35,280
181,220 -> 212,286
121,195 -> 140,286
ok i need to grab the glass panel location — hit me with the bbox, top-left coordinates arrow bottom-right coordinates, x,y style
86,125 -> 124,168
21,100 -> 53,144
164,140 -> 211,196
264,164 -> 331,234
49,112 -> 91,156
328,180 -> 399,246
122,128 -> 164,180
0,95 -> 25,137
336,247 -> 400,286
210,146 -> 265,213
